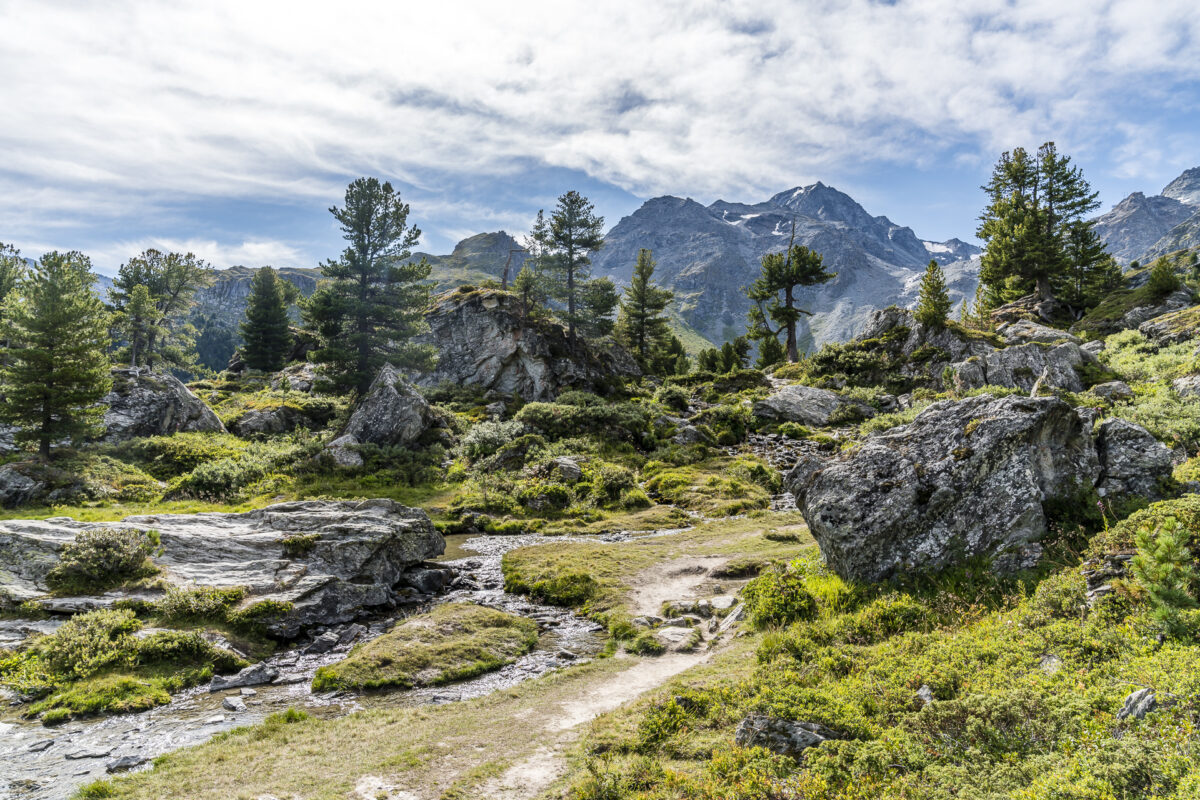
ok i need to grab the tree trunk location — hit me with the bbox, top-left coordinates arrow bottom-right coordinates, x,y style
1035,274 -> 1054,302
567,260 -> 576,354
785,287 -> 799,362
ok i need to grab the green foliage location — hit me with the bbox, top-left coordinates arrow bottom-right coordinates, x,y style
108,249 -> 212,372
692,403 -> 752,445
653,385 -> 689,413
531,191 -> 607,350
914,261 -> 951,328
977,142 -> 1101,304
1130,517 -> 1199,636
46,528 -> 160,594
311,603 -> 538,692
118,432 -> 250,479
239,266 -> 293,372
746,230 -> 835,362
165,437 -> 312,501
505,571 -> 599,607
615,249 -> 677,374
113,284 -> 164,369
1147,255 -> 1183,297
627,632 -> 666,656
642,459 -> 771,515
303,177 -> 434,394
38,609 -> 142,681
1111,384 -> 1200,452
154,585 -> 249,624
742,561 -> 819,627
515,401 -> 654,446
0,250 -> 113,457
1099,329 -> 1197,383
460,419 -> 525,460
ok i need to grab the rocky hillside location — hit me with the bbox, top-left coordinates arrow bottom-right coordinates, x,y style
1094,165 -> 1200,263
591,182 -> 981,349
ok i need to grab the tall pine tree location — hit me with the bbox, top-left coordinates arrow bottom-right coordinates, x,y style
0,251 -> 112,459
977,142 -> 1103,305
746,225 -> 836,362
915,261 -> 952,328
240,266 -> 292,372
108,249 -> 212,371
114,284 -> 163,369
533,191 -> 605,352
303,177 -> 434,394
615,249 -> 675,372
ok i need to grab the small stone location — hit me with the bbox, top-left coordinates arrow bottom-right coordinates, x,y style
558,649 -> 577,660
65,748 -> 112,760
204,715 -> 225,725
28,739 -> 55,752
710,596 -> 737,611
222,696 -> 247,712
240,687 -> 258,697
106,755 -> 147,773
1038,654 -> 1062,676
916,685 -> 935,706
210,662 -> 280,692
1117,687 -> 1156,721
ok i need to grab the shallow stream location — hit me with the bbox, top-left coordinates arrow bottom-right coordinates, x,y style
0,531 -> 626,800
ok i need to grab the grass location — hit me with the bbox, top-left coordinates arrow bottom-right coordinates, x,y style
311,603 -> 539,692
502,514 -> 811,634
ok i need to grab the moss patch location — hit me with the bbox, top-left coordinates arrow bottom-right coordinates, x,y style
310,603 -> 538,692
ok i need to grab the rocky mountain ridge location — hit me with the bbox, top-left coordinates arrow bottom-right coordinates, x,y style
591,182 -> 982,349
1094,165 -> 1200,263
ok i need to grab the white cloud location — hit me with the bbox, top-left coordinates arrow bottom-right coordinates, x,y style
78,238 -> 306,274
1,0 -> 1198,243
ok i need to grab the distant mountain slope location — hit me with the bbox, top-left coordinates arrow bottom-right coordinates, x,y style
591,183 -> 980,348
412,230 -> 524,289
1094,166 -> 1200,264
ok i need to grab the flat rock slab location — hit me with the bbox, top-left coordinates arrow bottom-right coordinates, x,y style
0,499 -> 444,636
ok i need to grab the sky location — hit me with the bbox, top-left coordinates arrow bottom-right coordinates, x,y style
2,0 -> 1199,275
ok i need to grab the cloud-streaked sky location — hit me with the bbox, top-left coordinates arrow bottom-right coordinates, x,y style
3,0 -> 1199,274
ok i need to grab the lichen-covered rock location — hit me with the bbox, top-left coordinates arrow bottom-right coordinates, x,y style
414,288 -> 640,401
1090,381 -> 1134,402
997,319 -> 1080,346
1172,375 -> 1200,397
800,395 -> 1100,582
228,404 -> 330,437
733,714 -> 842,758
1139,304 -> 1200,346
0,499 -> 444,636
753,384 -> 875,427
270,362 -> 319,393
324,366 -> 438,465
0,465 -> 43,509
949,341 -> 1095,394
1095,418 -> 1176,500
856,307 -> 997,380
102,368 -> 225,441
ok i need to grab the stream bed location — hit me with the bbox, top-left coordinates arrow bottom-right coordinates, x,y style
0,531 -> 622,800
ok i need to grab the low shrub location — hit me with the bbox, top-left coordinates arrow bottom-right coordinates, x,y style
742,561 -> 819,627
460,419 -> 526,460
654,385 -> 690,413
46,528 -> 160,594
37,609 -> 141,681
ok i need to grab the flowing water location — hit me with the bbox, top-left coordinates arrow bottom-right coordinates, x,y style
0,531 -> 641,800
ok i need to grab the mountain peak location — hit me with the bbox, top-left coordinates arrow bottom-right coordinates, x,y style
1162,167 -> 1200,206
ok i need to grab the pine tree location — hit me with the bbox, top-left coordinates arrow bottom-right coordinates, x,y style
1130,517 -> 1198,636
746,225 -> 836,362
0,251 -> 113,459
240,267 -> 292,372
534,191 -> 605,352
109,249 -> 212,371
1058,220 -> 1113,308
977,142 -> 1101,304
755,335 -> 786,369
511,265 -> 548,324
696,348 -> 722,373
302,177 -> 434,395
115,284 -> 163,368
578,277 -> 619,339
615,249 -> 675,372
915,261 -> 952,328
1147,256 -> 1182,298
0,242 -> 24,308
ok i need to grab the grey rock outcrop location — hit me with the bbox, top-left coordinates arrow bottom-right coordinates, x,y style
229,404 -> 330,437
753,384 -> 875,427
1089,381 -> 1133,402
1119,290 -> 1194,332
949,342 -> 1095,394
1117,688 -> 1157,721
997,319 -> 1080,346
414,288 -> 640,401
733,714 -> 842,759
1138,305 -> 1200,346
1095,419 -> 1176,500
858,307 -> 997,364
324,366 -> 439,466
0,499 -> 444,636
0,465 -> 43,508
800,395 -> 1100,582
102,368 -> 225,441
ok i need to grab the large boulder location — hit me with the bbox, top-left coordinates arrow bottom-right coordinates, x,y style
799,395 -> 1100,582
1138,304 -> 1200,346
997,319 -> 1080,346
0,499 -> 444,637
413,288 -> 640,401
949,341 -> 1095,394
102,368 -> 225,441
1095,418 -> 1177,500
324,366 -> 439,466
753,384 -> 875,427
